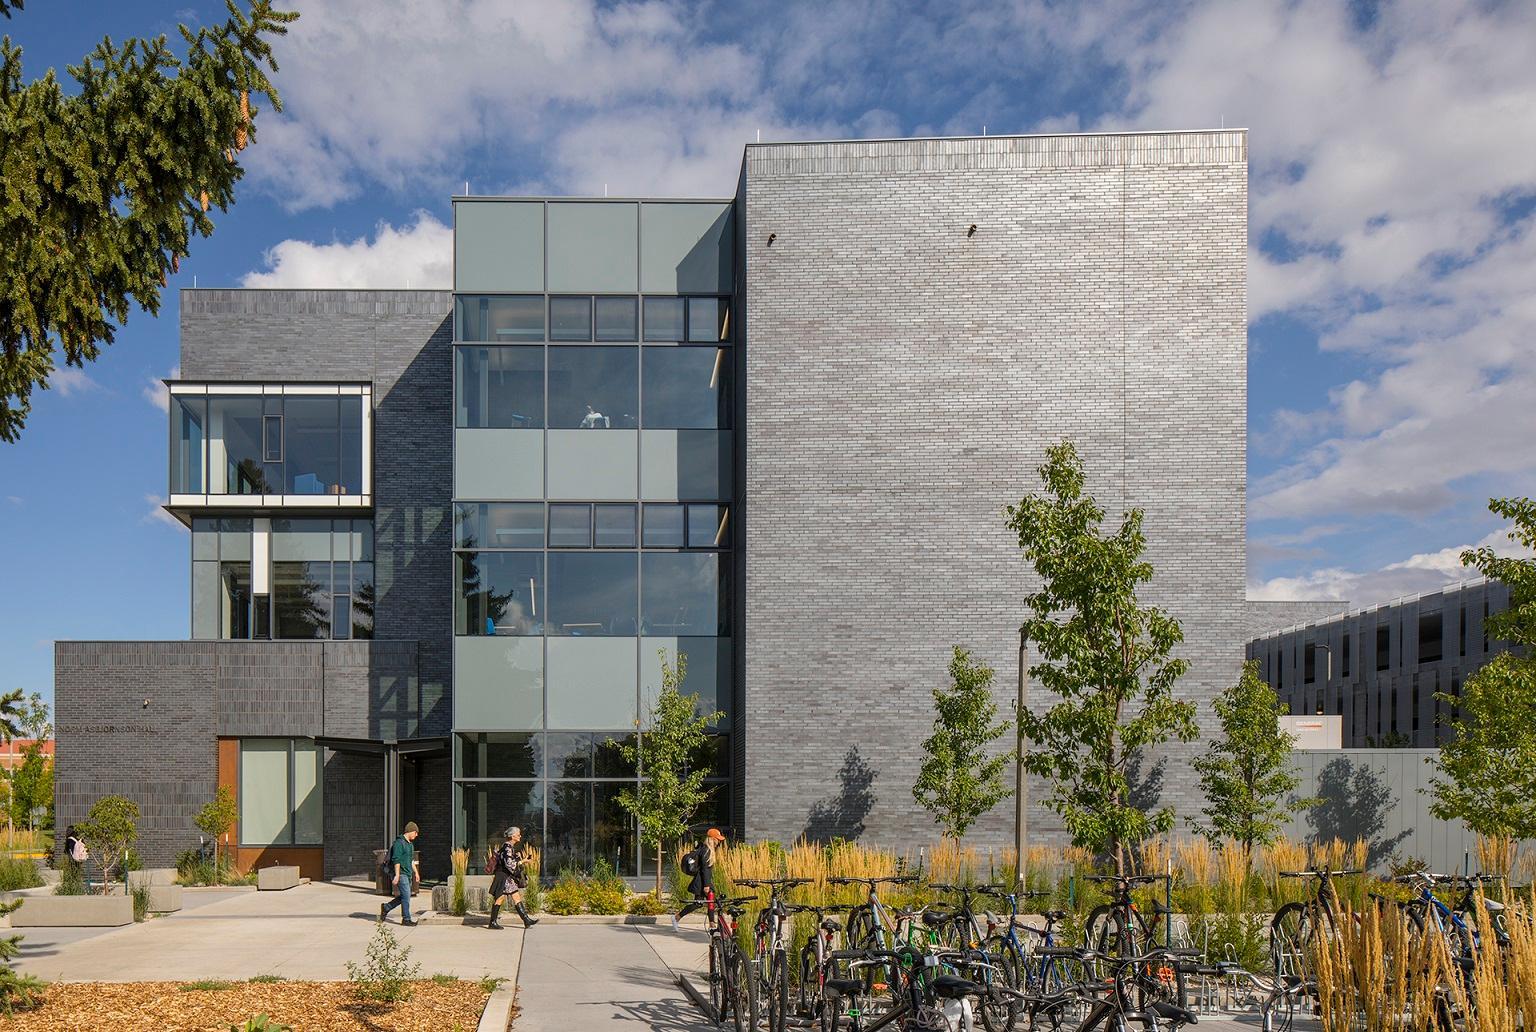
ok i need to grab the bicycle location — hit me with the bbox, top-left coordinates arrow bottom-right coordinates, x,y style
793,901 -> 851,1024
834,875 -> 918,1002
1268,867 -> 1362,977
700,887 -> 763,1031
1082,874 -> 1188,1006
1032,947 -> 1202,1032
742,877 -> 813,1032
974,887 -> 1075,1032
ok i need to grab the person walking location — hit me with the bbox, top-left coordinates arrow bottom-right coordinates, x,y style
63,825 -> 89,892
487,826 -> 538,929
672,827 -> 725,933
379,822 -> 421,926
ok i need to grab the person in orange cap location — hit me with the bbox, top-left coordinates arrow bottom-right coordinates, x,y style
672,827 -> 726,932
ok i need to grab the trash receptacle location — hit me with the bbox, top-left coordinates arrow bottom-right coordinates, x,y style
372,848 -> 390,895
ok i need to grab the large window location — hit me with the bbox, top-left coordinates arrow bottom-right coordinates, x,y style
271,518 -> 374,640
1418,612 -> 1443,664
547,553 -> 639,635
456,295 -> 544,341
642,347 -> 730,429
171,389 -> 366,496
239,738 -> 323,847
456,347 -> 543,428
192,518 -> 256,640
547,346 -> 638,429
455,551 -> 544,635
641,552 -> 727,636
455,503 -> 544,549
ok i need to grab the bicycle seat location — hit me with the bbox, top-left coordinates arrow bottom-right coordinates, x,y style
922,910 -> 952,928
821,918 -> 843,933
1484,899 -> 1506,913
1044,909 -> 1068,921
1152,901 -> 1173,915
1147,1001 -> 1198,1026
825,978 -> 865,999
931,974 -> 982,1000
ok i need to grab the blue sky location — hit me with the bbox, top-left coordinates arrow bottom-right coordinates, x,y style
3,0 -> 1535,710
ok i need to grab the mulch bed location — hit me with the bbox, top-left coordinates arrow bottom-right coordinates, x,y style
5,980 -> 495,1031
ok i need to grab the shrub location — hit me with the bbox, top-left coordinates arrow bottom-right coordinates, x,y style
543,872 -> 585,915
0,859 -> 42,892
120,848 -> 144,875
627,891 -> 668,916
176,849 -> 219,887
478,975 -> 505,994
585,881 -> 626,915
231,1016 -> 291,1032
247,974 -> 286,984
132,883 -> 152,922
181,980 -> 237,991
451,848 -> 469,917
347,922 -> 421,1003
54,861 -> 85,896
0,898 -> 44,1015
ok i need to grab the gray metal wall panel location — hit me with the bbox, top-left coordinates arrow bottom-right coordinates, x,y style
547,202 -> 639,293
454,201 -> 544,293
640,202 -> 735,294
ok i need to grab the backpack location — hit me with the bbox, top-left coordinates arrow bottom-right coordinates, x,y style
681,848 -> 700,876
483,846 -> 497,876
379,839 -> 399,880
69,836 -> 87,863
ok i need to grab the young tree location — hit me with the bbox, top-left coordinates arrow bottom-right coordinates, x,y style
1429,497 -> 1536,839
610,650 -> 722,897
195,784 -> 239,875
0,1 -> 298,441
913,646 -> 1013,843
7,745 -> 51,832
1005,441 -> 1198,875
0,690 -> 23,742
1191,661 -> 1312,866
79,795 -> 140,890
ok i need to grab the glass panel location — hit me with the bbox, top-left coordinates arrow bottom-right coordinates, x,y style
272,518 -> 333,560
254,594 -> 271,640
455,502 -> 544,549
688,735 -> 730,779
208,396 -> 267,494
546,430 -> 638,500
545,780 -> 592,874
172,396 -> 206,493
339,395 -> 363,495
455,551 -> 544,635
221,561 -> 252,640
192,560 -> 219,640
240,740 -> 291,846
643,297 -> 685,341
545,733 -> 594,779
594,504 -> 637,548
594,734 -> 637,778
595,296 -> 638,341
687,505 -> 728,548
548,504 -> 593,548
547,638 -> 638,729
353,519 -> 375,561
456,295 -> 544,342
293,740 -> 323,844
641,552 -> 725,636
547,553 -> 639,636
263,415 -> 283,462
548,346 -> 638,429
192,518 -> 218,561
642,504 -> 685,547
549,296 -> 593,341
593,783 -> 637,875
458,733 -> 541,779
273,561 -> 332,640
351,563 -> 374,639
460,781 -> 541,859
687,297 -> 725,342
643,347 -> 728,429
219,517 -> 253,560
456,346 -> 544,428
283,395 -> 341,495
333,594 -> 352,640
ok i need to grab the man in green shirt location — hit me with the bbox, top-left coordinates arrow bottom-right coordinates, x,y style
379,821 -> 421,926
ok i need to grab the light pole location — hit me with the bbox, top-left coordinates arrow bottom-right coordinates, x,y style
1015,627 -> 1028,889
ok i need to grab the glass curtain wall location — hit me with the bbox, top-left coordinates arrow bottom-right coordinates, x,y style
171,391 -> 365,496
453,293 -> 733,872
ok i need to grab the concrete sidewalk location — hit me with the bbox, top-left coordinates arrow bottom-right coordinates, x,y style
14,881 -> 523,984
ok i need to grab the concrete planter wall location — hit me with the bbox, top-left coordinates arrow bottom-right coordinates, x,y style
257,866 -> 301,891
10,895 -> 135,927
147,885 -> 183,913
127,869 -> 178,890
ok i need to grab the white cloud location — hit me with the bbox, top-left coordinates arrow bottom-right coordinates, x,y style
49,367 -> 100,397
5,496 -> 21,507
242,213 -> 453,289
1249,526 -> 1532,606
142,366 -> 179,414
140,495 -> 185,532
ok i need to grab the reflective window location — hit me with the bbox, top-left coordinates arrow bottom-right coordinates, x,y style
350,561 -> 375,639
641,552 -> 726,635
210,396 -> 266,493
545,780 -> 591,873
688,297 -> 729,342
546,733 -> 594,778
594,504 -> 637,548
455,551 -> 544,636
642,347 -> 729,429
172,396 -> 206,493
592,783 -> 637,875
547,553 -> 638,635
177,394 -> 365,496
273,561 -> 332,639
460,781 -> 542,859
548,504 -> 593,548
239,738 -> 323,847
595,734 -> 637,778
548,346 -> 638,429
687,505 -> 729,548
642,504 -> 685,547
456,294 -> 544,342
221,562 -> 252,639
284,396 -> 342,495
642,297 -> 685,341
458,732 -> 541,779
455,502 -> 544,549
549,296 -> 593,341
456,346 -> 543,428
595,297 -> 638,341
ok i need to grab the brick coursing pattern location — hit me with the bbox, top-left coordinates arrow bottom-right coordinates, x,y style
738,132 -> 1249,849
1245,600 -> 1351,643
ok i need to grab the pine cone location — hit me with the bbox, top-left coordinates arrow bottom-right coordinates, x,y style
200,191 -> 209,213
235,91 -> 250,151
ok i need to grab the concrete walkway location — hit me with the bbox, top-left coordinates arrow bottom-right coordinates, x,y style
15,881 -> 524,984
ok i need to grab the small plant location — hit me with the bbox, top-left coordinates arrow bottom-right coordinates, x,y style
627,891 -> 668,916
79,794 -> 140,891
347,922 -> 421,1003
247,974 -> 286,983
0,859 -> 42,892
431,972 -> 460,984
451,847 -> 469,917
543,870 -> 585,915
231,1015 -> 291,1032
585,880 -> 626,915
196,785 -> 239,878
132,883 -> 152,922
120,848 -> 144,875
55,860 -> 85,896
478,975 -> 505,994
181,979 -> 237,991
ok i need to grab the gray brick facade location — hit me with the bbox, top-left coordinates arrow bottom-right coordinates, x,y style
738,132 -> 1249,848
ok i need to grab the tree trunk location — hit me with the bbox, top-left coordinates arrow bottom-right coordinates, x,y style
656,841 -> 664,900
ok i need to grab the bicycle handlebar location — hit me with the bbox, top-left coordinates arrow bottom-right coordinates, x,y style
1083,873 -> 1168,884
828,876 -> 917,887
737,878 -> 813,889
1278,869 -> 1363,877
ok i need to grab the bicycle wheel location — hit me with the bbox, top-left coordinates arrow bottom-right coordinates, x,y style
709,936 -> 727,1021
799,943 -> 821,1019
731,949 -> 755,1032
1270,902 -> 1313,977
979,936 -> 1020,1032
769,949 -> 790,1032
1037,954 -> 1088,1031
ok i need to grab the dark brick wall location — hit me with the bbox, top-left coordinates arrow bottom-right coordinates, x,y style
323,751 -> 385,879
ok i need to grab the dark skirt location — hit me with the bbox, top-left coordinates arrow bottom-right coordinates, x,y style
491,869 -> 525,897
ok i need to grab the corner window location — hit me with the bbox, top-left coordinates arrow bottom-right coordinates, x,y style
238,738 -> 323,847
173,391 -> 365,497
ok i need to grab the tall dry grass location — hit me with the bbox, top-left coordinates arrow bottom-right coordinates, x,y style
1478,834 -> 1517,885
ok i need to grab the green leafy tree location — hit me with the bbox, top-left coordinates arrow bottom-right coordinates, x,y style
1428,497 -> 1536,839
0,0 -> 297,441
913,646 -> 1014,843
0,690 -> 22,742
610,650 -> 722,897
1004,441 -> 1198,875
195,784 -> 239,876
7,744 -> 50,832
1191,661 -> 1313,867
79,794 -> 140,890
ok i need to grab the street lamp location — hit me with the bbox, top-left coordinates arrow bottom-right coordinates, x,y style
1015,627 -> 1028,889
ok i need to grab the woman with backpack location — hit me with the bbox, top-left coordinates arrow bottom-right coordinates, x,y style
486,826 -> 537,929
63,825 -> 89,891
671,827 -> 725,932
